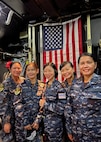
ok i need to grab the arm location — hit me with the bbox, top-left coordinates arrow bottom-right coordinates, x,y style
3,80 -> 13,133
22,96 -> 31,127
44,82 -> 67,116
64,95 -> 73,141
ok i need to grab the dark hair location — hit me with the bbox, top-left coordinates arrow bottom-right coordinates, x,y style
60,61 -> 76,76
25,61 -> 38,71
24,61 -> 39,77
78,52 -> 97,64
43,62 -> 58,78
9,61 -> 22,69
59,61 -> 74,70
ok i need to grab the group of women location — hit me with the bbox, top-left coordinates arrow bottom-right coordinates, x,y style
0,52 -> 101,142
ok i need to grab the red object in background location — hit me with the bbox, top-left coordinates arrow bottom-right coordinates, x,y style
5,61 -> 12,69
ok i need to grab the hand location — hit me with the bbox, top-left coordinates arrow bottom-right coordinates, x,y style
32,122 -> 39,130
3,123 -> 11,133
24,124 -> 32,130
37,83 -> 46,96
68,134 -> 74,142
39,97 -> 46,109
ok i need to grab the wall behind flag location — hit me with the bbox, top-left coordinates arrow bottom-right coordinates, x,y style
40,16 -> 83,82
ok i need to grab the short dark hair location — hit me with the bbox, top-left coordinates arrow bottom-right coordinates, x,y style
43,62 -> 58,78
59,61 -> 74,70
59,61 -> 76,76
78,52 -> 97,64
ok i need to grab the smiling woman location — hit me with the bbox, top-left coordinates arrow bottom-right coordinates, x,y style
0,61 -> 25,142
64,52 -> 101,142
78,52 -> 97,83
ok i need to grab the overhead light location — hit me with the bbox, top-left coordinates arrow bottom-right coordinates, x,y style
5,10 -> 14,25
85,0 -> 89,2
29,20 -> 36,24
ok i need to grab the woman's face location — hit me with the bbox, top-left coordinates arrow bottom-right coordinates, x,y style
79,55 -> 97,77
10,63 -> 22,77
26,64 -> 39,79
61,63 -> 74,80
44,65 -> 55,81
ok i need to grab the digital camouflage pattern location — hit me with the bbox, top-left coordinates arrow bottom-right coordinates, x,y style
1,76 -> 25,142
64,73 -> 101,142
21,79 -> 44,142
43,79 -> 67,142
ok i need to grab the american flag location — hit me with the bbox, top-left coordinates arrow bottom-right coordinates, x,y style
40,16 -> 83,82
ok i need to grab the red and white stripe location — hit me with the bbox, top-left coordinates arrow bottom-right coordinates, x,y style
41,16 -> 83,82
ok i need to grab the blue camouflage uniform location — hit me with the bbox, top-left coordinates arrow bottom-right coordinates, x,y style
21,79 -> 43,142
43,79 -> 67,142
61,79 -> 76,142
64,73 -> 101,142
2,76 -> 25,142
0,82 -> 8,123
0,82 -> 8,140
